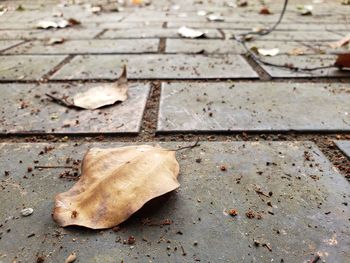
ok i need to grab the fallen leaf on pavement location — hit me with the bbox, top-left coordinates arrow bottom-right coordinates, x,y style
53,145 -> 180,229
36,18 -> 80,29
46,66 -> 128,110
207,14 -> 225,21
46,37 -> 65,45
296,5 -> 313,15
65,252 -> 76,263
334,53 -> 350,68
178,26 -> 205,38
259,6 -> 272,15
329,34 -> 350,49
288,47 -> 306,56
258,48 -> 279,56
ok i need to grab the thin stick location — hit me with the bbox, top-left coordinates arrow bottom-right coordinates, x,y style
169,138 -> 200,152
45,93 -> 78,109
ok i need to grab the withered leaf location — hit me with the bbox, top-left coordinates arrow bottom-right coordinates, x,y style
53,145 -> 180,229
334,53 -> 350,68
178,26 -> 205,38
258,48 -> 279,56
46,66 -> 128,110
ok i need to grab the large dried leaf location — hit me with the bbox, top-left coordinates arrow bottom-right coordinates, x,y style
72,66 -> 128,109
53,145 -> 180,229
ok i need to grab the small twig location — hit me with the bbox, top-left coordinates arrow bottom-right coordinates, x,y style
179,242 -> 187,256
34,165 -> 74,169
169,138 -> 200,152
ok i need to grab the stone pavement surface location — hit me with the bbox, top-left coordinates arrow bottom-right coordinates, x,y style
0,0 -> 350,262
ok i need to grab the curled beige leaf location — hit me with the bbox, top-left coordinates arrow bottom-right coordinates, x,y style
53,145 -> 180,229
72,66 -> 128,110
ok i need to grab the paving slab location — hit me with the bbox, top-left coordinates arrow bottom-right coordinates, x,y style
99,28 -> 221,39
0,141 -> 349,262
165,39 -> 244,54
158,82 -> 350,132
0,55 -> 67,81
334,141 -> 350,159
0,28 -> 103,40
0,83 -> 149,134
258,55 -> 350,78
0,40 -> 23,52
5,39 -> 159,54
51,54 -> 258,80
224,30 -> 342,41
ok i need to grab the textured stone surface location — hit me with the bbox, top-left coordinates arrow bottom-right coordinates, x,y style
335,141 -> 350,159
52,54 -> 258,80
0,83 -> 150,134
0,141 -> 349,262
5,39 -> 159,54
165,39 -> 244,54
0,55 -> 66,81
100,28 -> 221,39
158,82 -> 350,132
258,55 -> 350,78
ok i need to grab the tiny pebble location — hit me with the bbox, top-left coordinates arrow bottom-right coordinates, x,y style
21,208 -> 33,217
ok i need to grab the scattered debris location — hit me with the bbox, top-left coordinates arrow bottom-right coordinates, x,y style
178,26 -> 205,38
64,252 -> 76,263
341,0 -> 350,5
297,5 -> 313,15
258,48 -> 279,56
288,47 -> 306,56
16,5 -> 25,11
197,10 -> 207,16
220,165 -> 227,171
0,6 -> 7,16
237,0 -> 248,7
46,66 -> 128,110
53,145 -> 180,229
21,208 -> 34,217
127,236 -> 136,245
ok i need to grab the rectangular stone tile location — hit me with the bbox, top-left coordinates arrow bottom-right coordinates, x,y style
0,141 -> 349,262
258,55 -> 350,78
0,55 -> 66,81
0,40 -> 22,52
0,29 -> 103,40
165,39 -> 244,54
51,54 -> 258,80
5,39 -> 159,54
158,82 -> 350,132
0,83 -> 149,134
100,28 -> 221,39
335,141 -> 350,159
224,30 -> 342,41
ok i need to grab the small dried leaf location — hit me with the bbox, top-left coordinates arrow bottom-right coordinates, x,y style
258,48 -> 279,56
72,66 -> 128,109
178,26 -> 205,38
334,53 -> 350,68
36,18 -> 80,29
53,145 -> 180,229
329,35 -> 350,49
46,38 -> 65,45
288,47 -> 306,56
207,14 -> 225,22
296,5 -> 313,15
259,6 -> 272,15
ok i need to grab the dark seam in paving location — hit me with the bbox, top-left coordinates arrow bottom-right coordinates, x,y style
93,28 -> 108,39
0,40 -> 29,53
41,54 -> 75,80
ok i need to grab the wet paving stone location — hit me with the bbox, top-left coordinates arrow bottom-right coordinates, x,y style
0,55 -> 67,81
0,141 -> 349,262
100,28 -> 221,39
257,55 -> 350,78
0,83 -> 150,134
157,82 -> 350,132
5,39 -> 159,54
51,54 -> 258,80
335,141 -> 350,159
165,39 -> 244,54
